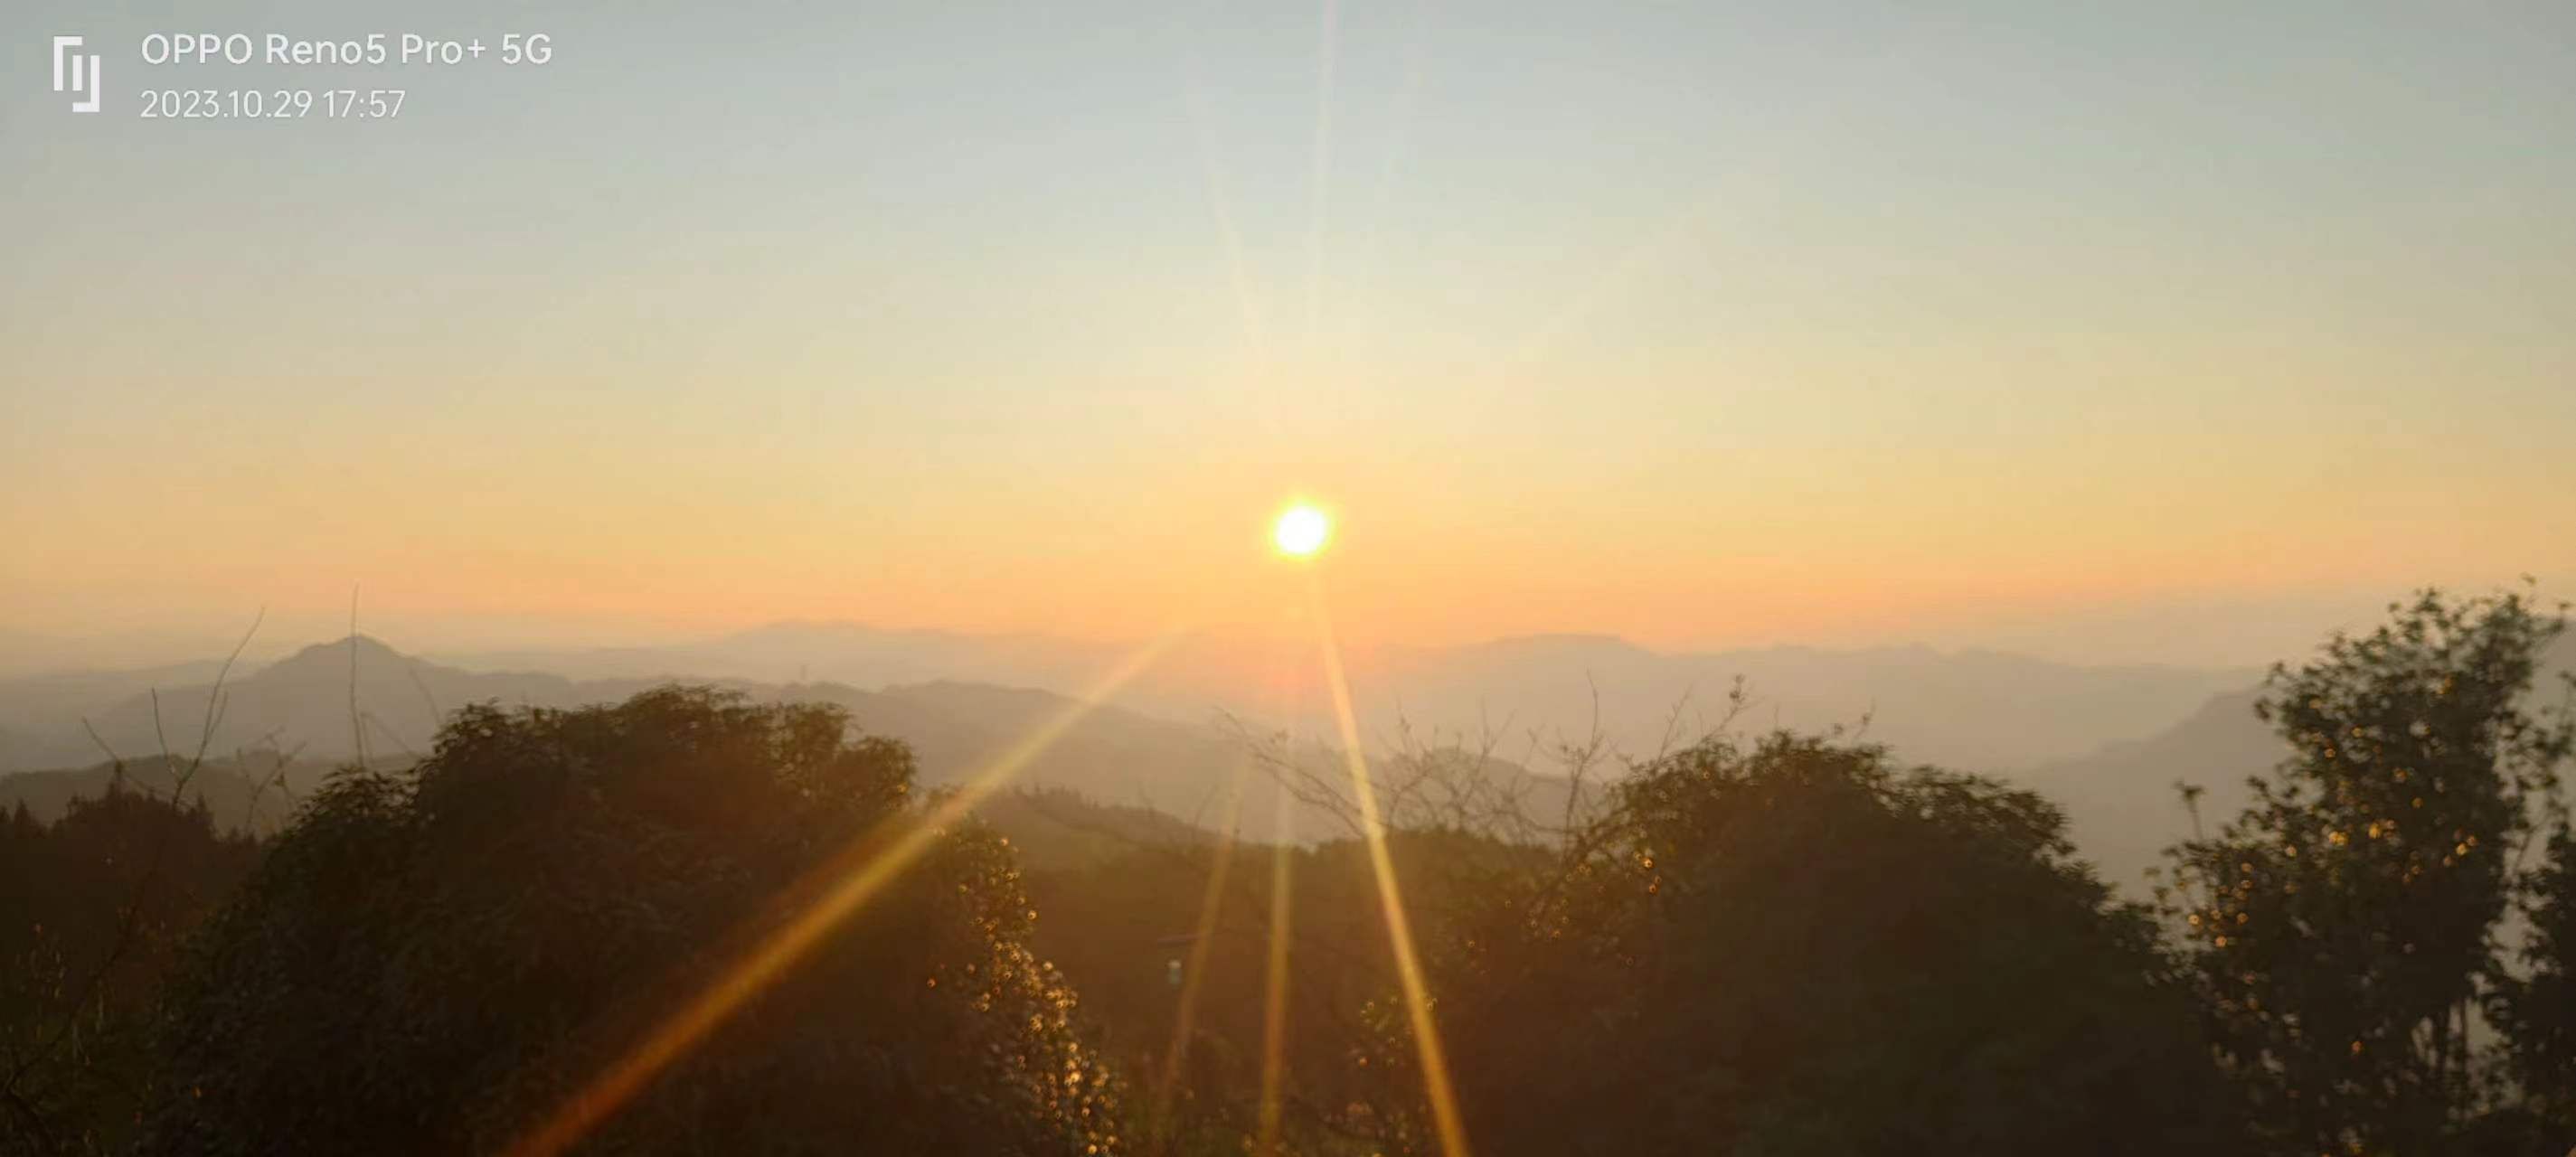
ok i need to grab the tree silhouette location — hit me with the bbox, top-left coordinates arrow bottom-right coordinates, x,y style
143,687 -> 1121,1155
2162,588 -> 2571,1154
2488,827 -> 2576,1146
0,785 -> 258,1156
1367,730 -> 2251,1156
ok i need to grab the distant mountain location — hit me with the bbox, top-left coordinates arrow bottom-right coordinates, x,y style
0,658 -> 235,767
3,626 -> 2264,853
786,679 -> 1285,830
439,622 -> 2256,775
2013,631 -> 2576,898
7,628 -> 2561,877
436,623 -> 1109,696
2013,691 -> 2279,897
50,637 -> 596,773
1352,635 -> 2257,774
0,637 -> 1377,842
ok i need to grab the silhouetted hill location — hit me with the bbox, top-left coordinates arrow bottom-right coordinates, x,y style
440,622 -> 2254,773
0,753 -> 328,835
2015,630 -> 2576,897
779,678 -> 1251,809
972,787 -> 1215,872
2014,691 -> 2279,896
1356,636 -> 2255,773
15,626 -> 2547,870
0,638 -> 1423,842
440,623 -> 1106,694
0,658 -> 233,767
51,636 -> 595,772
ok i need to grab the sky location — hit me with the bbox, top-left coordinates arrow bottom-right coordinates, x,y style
4,0 -> 2573,671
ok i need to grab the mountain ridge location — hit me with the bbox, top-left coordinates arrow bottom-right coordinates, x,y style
425,621 -> 2258,772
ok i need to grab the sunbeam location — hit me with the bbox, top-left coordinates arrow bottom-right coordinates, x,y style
1307,572 -> 1472,1157
1502,198 -> 1715,374
1185,82 -> 1270,362
1350,0 -> 1432,301
1303,0 -> 1341,340
501,630 -> 1186,1157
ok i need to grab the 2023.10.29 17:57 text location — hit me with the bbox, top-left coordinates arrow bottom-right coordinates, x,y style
139,89 -> 407,119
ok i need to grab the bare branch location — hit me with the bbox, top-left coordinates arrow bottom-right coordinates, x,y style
3,607 -> 263,1109
349,588 -> 369,772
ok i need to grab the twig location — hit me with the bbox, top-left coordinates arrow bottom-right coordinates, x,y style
241,738 -> 310,833
349,588 -> 369,772
2,608 -> 263,1109
80,719 -> 125,777
364,711 -> 420,762
408,659 -> 445,731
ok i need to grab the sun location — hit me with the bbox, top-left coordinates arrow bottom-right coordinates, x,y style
1272,503 -> 1332,558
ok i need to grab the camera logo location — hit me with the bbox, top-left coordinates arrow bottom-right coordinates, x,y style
52,35 -> 101,112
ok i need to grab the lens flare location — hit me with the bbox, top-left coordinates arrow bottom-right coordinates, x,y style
1306,573 -> 1472,1157
502,630 -> 1184,1157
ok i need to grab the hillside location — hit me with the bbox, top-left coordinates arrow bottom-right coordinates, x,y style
2015,630 -> 2576,896
1352,635 -> 2255,774
2012,691 -> 2279,896
12,627 -> 2558,879
0,638 -> 1392,842
439,623 -> 2255,774
0,753 -> 330,835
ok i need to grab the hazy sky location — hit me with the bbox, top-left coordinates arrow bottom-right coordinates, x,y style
5,0 -> 2572,669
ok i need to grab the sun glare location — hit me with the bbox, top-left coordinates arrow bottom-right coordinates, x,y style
1273,503 -> 1332,557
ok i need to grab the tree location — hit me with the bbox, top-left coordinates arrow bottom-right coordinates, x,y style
143,687 -> 1121,1155
2163,588 -> 2571,1154
2488,827 -> 2576,1147
0,785 -> 259,1156
1363,730 -> 2250,1156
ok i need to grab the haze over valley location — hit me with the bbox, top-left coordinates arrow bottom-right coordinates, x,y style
17,616 -> 2559,894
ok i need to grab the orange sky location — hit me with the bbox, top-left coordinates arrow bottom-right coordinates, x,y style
5,1 -> 2572,671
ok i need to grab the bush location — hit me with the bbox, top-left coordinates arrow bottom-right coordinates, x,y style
145,687 -> 1120,1155
1368,732 -> 2250,1156
0,787 -> 258,1156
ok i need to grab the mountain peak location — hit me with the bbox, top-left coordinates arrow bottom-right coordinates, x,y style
265,635 -> 416,676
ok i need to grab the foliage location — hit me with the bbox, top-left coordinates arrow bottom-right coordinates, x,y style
0,752 -> 313,840
1023,827 -> 1509,1155
2162,588 -> 2571,1154
2490,825 -> 2576,1143
142,687 -> 1120,1155
0,786 -> 259,1155
1364,730 -> 2250,1156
